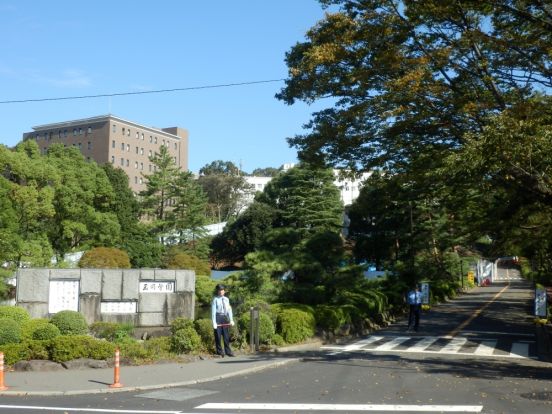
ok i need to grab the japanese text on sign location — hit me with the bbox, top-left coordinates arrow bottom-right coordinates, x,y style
48,280 -> 79,313
139,281 -> 175,293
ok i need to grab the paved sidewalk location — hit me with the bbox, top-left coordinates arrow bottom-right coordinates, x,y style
0,342 -> 321,396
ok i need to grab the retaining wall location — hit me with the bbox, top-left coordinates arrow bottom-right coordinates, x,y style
15,268 -> 195,326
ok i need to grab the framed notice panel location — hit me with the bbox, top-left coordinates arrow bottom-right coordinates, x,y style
101,301 -> 137,314
48,280 -> 80,314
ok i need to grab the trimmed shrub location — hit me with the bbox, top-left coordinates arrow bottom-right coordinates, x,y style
0,318 -> 21,345
163,249 -> 211,276
170,326 -> 202,354
0,343 -> 27,365
49,335 -> 90,362
90,322 -> 134,342
50,310 -> 88,336
314,305 -> 347,334
0,305 -> 30,325
143,336 -> 172,356
170,317 -> 194,335
79,247 -> 131,269
32,323 -> 61,341
22,340 -> 50,360
271,333 -> 285,346
117,337 -> 150,362
238,312 -> 275,344
276,308 -> 316,344
194,318 -> 215,352
20,318 -> 51,341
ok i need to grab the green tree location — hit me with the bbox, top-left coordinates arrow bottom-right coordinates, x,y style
140,145 -> 180,243
102,163 -> 163,267
197,160 -> 253,222
251,167 -> 280,177
45,144 -> 120,258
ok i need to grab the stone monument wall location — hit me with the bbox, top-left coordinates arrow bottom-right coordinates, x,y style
15,268 -> 195,326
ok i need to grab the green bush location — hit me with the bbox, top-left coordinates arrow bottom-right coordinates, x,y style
143,336 -> 172,357
32,323 -> 61,341
78,247 -> 131,268
21,339 -> 50,360
238,312 -> 275,344
195,275 -> 218,306
170,326 -> 202,354
0,343 -> 27,365
20,318 -> 51,341
314,305 -> 347,333
276,308 -> 316,344
0,305 -> 30,325
50,310 -> 88,336
49,335 -> 90,362
117,337 -> 150,361
163,248 -> 211,275
271,333 -> 285,346
90,322 -> 134,341
0,318 -> 21,345
170,317 -> 194,335
194,318 -> 215,352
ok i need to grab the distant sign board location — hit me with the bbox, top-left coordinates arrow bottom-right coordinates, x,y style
139,281 -> 174,293
101,301 -> 137,314
420,282 -> 430,305
48,280 -> 79,313
535,288 -> 547,317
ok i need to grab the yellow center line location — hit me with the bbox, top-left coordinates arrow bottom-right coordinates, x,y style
446,283 -> 510,338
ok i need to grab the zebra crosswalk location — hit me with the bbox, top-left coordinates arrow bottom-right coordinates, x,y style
321,335 -> 536,360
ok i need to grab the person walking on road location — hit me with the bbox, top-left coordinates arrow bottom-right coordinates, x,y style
212,284 -> 235,357
406,284 -> 422,332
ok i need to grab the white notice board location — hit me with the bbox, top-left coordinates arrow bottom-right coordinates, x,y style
48,280 -> 80,313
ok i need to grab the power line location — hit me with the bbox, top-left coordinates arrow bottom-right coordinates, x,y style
0,78 -> 286,104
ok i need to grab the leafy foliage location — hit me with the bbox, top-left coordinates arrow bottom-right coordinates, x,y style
0,318 -> 21,345
79,247 -> 131,268
0,305 -> 30,325
49,310 -> 88,336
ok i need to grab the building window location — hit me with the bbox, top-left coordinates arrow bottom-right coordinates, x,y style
58,130 -> 62,138
121,142 -> 125,150
79,128 -> 83,135
141,133 -> 144,140
112,124 -> 116,133
154,137 -> 157,144
126,159 -> 129,167
140,162 -> 143,170
134,176 -> 138,184
134,161 -> 138,169
78,143 -> 82,149
112,140 -> 116,148
126,144 -> 130,152
111,156 -> 115,164
140,148 -> 144,155
73,129 -> 77,136
87,141 -> 92,150
149,164 -> 152,172
64,129 -> 68,137
86,156 -> 90,162
136,132 -> 139,139
149,135 -> 153,143
87,127 -> 92,134
139,177 -> 143,184
149,150 -> 152,157
120,158 -> 124,166
135,146 -> 139,154
174,143 -> 177,150
127,129 -> 130,136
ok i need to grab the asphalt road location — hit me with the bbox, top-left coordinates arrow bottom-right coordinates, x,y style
1,281 -> 551,414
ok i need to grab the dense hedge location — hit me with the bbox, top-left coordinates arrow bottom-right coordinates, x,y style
0,318 -> 21,345
0,305 -> 30,325
32,323 -> 61,341
50,310 -> 88,336
238,312 -> 275,344
273,306 -> 316,344
90,322 -> 133,341
194,318 -> 215,352
49,335 -> 115,362
20,318 -> 51,341
78,247 -> 131,268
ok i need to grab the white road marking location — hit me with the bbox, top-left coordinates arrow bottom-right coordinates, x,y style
510,342 -> 529,358
0,405 -> 183,413
439,337 -> 467,353
197,402 -> 483,412
473,340 -> 497,356
407,337 -> 439,352
373,336 -> 411,351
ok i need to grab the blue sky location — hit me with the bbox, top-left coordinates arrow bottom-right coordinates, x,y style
0,0 -> 328,173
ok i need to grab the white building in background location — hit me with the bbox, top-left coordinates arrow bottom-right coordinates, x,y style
244,164 -> 371,209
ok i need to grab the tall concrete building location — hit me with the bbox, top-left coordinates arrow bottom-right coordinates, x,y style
23,115 -> 189,193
